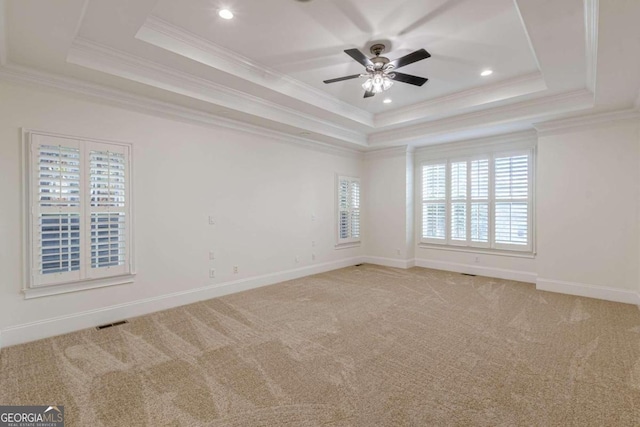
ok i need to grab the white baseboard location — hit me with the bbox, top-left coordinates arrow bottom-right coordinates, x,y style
414,258 -> 537,283
362,256 -> 415,269
0,257 -> 363,349
536,278 -> 640,305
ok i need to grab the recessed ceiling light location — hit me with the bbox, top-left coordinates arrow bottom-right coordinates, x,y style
481,69 -> 493,77
218,9 -> 234,19
383,98 -> 392,104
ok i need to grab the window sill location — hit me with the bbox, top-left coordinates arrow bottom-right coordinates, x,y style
417,244 -> 536,259
23,273 -> 136,299
335,242 -> 361,250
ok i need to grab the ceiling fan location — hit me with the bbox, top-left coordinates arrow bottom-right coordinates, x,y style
323,44 -> 431,98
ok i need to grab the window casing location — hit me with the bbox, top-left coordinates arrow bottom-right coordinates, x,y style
336,175 -> 361,246
24,131 -> 134,297
420,149 -> 533,253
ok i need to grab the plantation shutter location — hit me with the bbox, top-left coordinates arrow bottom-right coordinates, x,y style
28,132 -> 132,289
31,136 -> 83,286
470,158 -> 489,246
337,176 -> 361,244
351,181 -> 360,238
422,163 -> 446,241
450,161 -> 467,242
87,142 -> 130,278
494,153 -> 530,249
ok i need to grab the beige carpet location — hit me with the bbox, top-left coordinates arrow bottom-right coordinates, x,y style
2,265 -> 640,426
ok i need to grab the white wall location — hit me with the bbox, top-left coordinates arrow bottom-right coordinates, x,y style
363,148 -> 413,267
536,121 -> 640,295
0,81 -> 364,346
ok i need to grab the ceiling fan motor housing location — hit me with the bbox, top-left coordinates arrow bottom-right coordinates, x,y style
370,43 -> 391,69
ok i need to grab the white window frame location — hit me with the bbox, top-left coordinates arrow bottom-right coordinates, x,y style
418,146 -> 534,255
335,174 -> 361,248
22,129 -> 135,299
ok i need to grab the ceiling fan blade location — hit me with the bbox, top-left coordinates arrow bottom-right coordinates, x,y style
363,90 -> 375,98
392,72 -> 429,86
323,74 -> 362,84
389,49 -> 431,69
344,48 -> 374,67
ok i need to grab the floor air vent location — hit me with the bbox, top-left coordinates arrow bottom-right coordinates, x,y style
355,264 -> 364,266
96,320 -> 129,330
461,273 -> 477,277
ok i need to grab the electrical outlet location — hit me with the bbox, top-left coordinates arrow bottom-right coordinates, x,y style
208,215 -> 216,225
475,256 -> 480,264
209,251 -> 215,260
311,241 -> 316,247
233,266 -> 238,274
312,253 -> 316,261
209,269 -> 215,278
396,249 -> 401,255
295,256 -> 300,263
311,214 -> 316,221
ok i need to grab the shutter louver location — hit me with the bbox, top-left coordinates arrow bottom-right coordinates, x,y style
470,159 -> 489,243
450,162 -> 467,241
338,178 -> 350,239
423,203 -> 446,239
351,181 -> 360,238
36,144 -> 82,278
423,164 -> 446,200
494,154 -> 530,247
470,159 -> 489,199
495,203 -> 528,244
89,149 -> 127,270
422,163 -> 446,240
470,203 -> 489,242
495,155 -> 528,199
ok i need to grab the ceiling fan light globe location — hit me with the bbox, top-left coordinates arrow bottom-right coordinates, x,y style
372,74 -> 384,91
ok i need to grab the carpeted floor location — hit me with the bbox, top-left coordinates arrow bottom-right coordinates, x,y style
2,265 -> 640,426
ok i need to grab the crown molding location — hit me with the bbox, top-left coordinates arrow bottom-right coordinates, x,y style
0,0 -> 7,66
369,89 -> 594,146
374,72 -> 547,128
414,129 -> 537,158
0,63 -> 365,158
532,108 -> 640,136
364,145 -> 414,160
584,0 -> 599,94
67,38 -> 367,147
136,15 -> 374,128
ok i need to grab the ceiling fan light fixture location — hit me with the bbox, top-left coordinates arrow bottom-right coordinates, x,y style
362,71 -> 394,94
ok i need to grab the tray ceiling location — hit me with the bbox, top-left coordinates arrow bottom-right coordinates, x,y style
2,0 -> 640,150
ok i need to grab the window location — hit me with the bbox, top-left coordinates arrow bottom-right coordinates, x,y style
336,175 -> 361,246
24,131 -> 134,297
420,150 -> 532,252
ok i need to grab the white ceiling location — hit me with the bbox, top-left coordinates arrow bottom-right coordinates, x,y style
148,0 -> 539,112
2,0 -> 640,151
